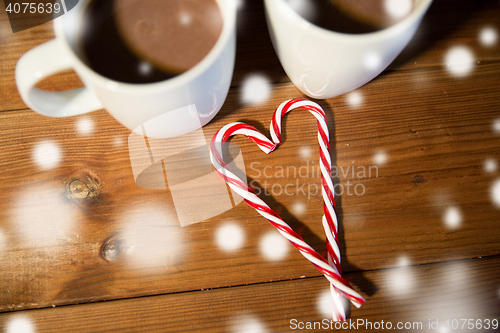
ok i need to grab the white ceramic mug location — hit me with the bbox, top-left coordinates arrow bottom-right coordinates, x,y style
264,0 -> 433,99
16,0 -> 237,138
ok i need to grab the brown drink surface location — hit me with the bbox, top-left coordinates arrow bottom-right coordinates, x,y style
80,0 -> 223,84
287,0 -> 415,34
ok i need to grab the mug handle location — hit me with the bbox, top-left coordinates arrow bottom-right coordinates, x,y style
15,39 -> 103,117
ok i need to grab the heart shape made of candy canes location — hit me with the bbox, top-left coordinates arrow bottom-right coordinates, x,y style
209,98 -> 365,321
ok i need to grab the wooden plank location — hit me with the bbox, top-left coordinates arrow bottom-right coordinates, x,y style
0,1 -> 59,112
1,56 -> 500,310
1,0 -> 499,313
1,0 -> 499,112
0,256 -> 498,332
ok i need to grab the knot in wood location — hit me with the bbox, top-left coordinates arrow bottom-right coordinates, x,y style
66,175 -> 101,202
101,237 -> 123,262
68,179 -> 90,199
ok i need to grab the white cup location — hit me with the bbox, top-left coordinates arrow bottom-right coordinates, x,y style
16,0 -> 237,138
264,0 -> 433,99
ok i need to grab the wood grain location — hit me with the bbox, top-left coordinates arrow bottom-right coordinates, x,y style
0,256 -> 498,332
1,61 -> 499,310
1,0 -> 499,112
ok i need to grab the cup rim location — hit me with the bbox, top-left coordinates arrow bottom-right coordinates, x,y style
53,0 -> 236,93
272,0 -> 434,41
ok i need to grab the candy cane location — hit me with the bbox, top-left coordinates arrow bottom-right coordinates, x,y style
209,98 -> 365,321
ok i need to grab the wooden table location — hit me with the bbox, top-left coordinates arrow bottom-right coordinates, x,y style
1,0 -> 499,332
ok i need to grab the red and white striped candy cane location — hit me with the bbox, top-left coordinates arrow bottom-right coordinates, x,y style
210,98 -> 365,321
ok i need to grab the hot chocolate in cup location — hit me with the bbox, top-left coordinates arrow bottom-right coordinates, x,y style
265,0 -> 433,99
16,0 -> 237,138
